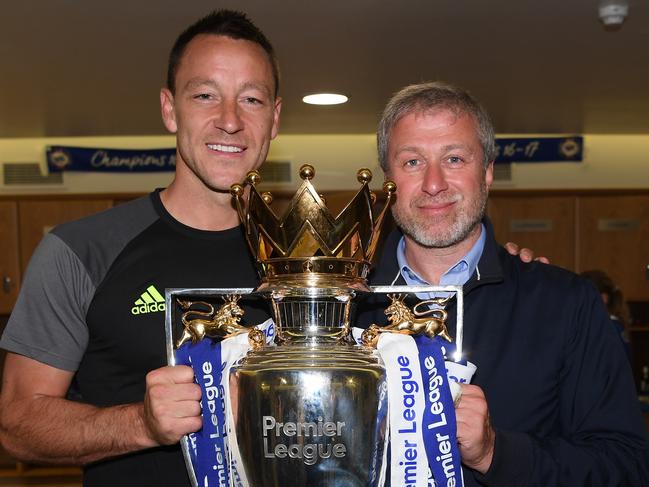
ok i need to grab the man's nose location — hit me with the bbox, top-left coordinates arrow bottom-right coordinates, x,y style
421,162 -> 448,195
214,99 -> 243,134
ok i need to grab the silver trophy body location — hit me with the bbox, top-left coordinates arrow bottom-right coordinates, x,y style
230,290 -> 387,486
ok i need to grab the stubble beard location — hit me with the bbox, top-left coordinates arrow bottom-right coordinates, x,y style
392,180 -> 489,249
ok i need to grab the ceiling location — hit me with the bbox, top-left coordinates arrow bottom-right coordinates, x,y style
1,0 -> 648,138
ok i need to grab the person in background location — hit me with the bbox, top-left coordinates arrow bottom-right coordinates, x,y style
580,269 -> 632,362
360,80 -> 649,485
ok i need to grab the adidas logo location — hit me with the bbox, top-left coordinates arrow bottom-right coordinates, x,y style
131,285 -> 166,315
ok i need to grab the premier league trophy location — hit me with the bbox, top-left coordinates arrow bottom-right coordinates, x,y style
228,165 -> 394,486
165,165 -> 468,487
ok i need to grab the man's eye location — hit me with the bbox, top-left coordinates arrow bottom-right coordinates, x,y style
448,156 -> 463,164
194,93 -> 212,100
244,97 -> 262,105
405,159 -> 420,167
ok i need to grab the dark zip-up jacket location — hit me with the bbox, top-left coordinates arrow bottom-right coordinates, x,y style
358,219 -> 649,486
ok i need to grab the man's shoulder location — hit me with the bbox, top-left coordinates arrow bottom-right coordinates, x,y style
47,194 -> 159,283
496,245 -> 589,297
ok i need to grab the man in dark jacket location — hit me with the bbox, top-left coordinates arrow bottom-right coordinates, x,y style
360,81 -> 649,485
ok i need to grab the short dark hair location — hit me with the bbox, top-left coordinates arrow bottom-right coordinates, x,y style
166,10 -> 280,97
377,81 -> 495,171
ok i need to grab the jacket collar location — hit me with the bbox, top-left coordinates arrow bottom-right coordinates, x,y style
465,217 -> 503,293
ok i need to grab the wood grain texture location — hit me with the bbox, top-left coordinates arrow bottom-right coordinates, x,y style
487,195 -> 577,270
578,195 -> 649,301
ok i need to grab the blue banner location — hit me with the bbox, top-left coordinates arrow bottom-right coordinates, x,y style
494,136 -> 583,164
46,146 -> 176,172
46,137 -> 582,173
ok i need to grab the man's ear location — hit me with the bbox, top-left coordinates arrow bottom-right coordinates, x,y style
485,161 -> 494,188
270,96 -> 282,140
160,88 -> 177,134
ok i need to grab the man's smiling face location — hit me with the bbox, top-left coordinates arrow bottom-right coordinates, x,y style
161,34 -> 281,192
386,108 -> 493,249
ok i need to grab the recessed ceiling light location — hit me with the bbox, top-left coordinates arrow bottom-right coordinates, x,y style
302,93 -> 348,105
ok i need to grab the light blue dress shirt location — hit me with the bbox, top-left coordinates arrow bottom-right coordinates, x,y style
394,224 -> 486,298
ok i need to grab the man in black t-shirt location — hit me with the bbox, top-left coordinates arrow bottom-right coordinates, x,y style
0,10 -> 280,486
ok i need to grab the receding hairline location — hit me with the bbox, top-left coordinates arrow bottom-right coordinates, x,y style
377,82 -> 495,170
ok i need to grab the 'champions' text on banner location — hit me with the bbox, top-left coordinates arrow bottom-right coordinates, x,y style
47,146 -> 176,173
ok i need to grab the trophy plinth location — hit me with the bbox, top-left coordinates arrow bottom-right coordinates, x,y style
227,166 -> 394,485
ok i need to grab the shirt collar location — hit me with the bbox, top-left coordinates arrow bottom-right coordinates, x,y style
395,223 -> 486,287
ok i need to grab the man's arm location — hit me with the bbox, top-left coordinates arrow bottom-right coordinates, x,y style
0,353 -> 201,465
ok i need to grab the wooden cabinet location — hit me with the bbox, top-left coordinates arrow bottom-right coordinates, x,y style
486,191 -> 649,300
578,195 -> 649,301
488,195 -> 576,270
0,203 -> 20,313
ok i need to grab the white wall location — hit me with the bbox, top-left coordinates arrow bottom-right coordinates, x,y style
1,134 -> 648,194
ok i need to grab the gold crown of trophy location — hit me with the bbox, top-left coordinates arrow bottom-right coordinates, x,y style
166,164 -> 461,486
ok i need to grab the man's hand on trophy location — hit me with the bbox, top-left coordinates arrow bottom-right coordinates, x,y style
142,365 -> 202,445
504,242 -> 550,264
454,384 -> 495,475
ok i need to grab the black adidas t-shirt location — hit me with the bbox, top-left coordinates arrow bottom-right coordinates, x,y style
1,190 -> 268,486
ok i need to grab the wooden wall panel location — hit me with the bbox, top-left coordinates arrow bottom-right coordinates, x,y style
0,202 -> 21,313
487,195 -> 576,270
18,200 -> 113,273
578,195 -> 649,301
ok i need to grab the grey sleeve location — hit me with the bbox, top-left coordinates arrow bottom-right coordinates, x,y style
0,233 -> 94,371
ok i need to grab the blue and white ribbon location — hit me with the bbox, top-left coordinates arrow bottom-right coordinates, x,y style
376,332 -> 473,487
378,333 -> 430,484
175,319 -> 275,487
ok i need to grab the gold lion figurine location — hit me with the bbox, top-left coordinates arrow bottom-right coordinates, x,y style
361,294 -> 452,347
176,295 -> 254,347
